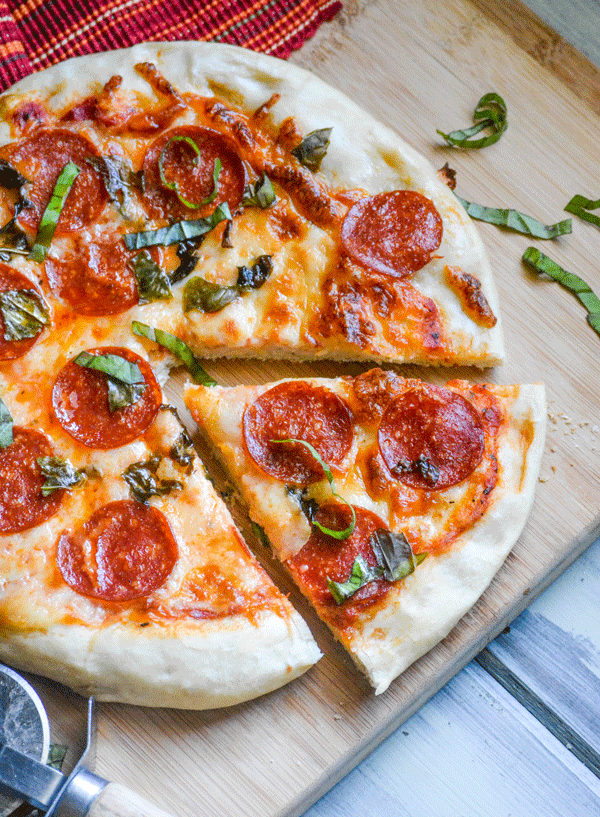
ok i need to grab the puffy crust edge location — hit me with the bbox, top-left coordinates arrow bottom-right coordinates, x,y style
0,609 -> 321,708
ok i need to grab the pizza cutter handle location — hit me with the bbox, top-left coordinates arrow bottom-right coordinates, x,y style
88,781 -> 178,817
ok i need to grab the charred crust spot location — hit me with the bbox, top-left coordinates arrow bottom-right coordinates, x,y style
135,62 -> 181,99
263,161 -> 345,228
253,93 -> 281,121
12,102 -> 48,135
276,116 -> 304,151
445,265 -> 497,328
203,99 -> 257,153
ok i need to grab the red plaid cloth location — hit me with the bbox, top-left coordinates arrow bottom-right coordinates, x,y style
0,0 -> 342,93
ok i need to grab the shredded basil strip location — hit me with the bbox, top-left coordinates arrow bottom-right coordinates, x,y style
131,321 -> 217,387
131,250 -> 172,303
564,194 -> 600,229
437,92 -> 508,149
522,247 -> 600,337
123,454 -> 183,504
37,456 -> 87,496
291,128 -> 332,172
47,744 -> 68,771
158,135 -> 222,208
456,194 -> 572,239
0,396 -> 13,449
123,202 -> 231,250
74,351 -> 147,412
0,289 -> 50,341
29,162 -> 80,262
271,438 -> 356,539
242,175 -> 276,208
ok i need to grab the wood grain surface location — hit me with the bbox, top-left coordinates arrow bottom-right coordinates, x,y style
30,2 -> 600,816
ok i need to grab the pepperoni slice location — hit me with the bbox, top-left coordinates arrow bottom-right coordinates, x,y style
243,381 -> 355,484
378,383 -> 484,490
0,427 -> 63,534
56,500 -> 177,602
341,190 -> 443,278
45,238 -> 138,316
142,126 -> 245,220
288,504 -> 389,607
5,129 -> 107,233
0,264 -> 47,360
52,347 -> 161,449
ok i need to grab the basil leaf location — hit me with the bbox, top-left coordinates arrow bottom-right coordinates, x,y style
564,194 -> 600,229
242,175 -> 276,208
251,521 -> 271,549
285,485 -> 319,523
522,247 -> 600,338
123,454 -> 182,504
123,202 -> 231,250
0,216 -> 30,259
437,92 -> 508,148
0,160 -> 27,190
183,276 -> 239,313
29,162 -> 80,262
328,556 -> 375,604
291,128 -> 332,171
131,250 -> 172,303
86,155 -> 141,219
74,351 -> 147,412
236,255 -> 273,290
369,529 -> 424,582
391,453 -> 440,487
37,456 -> 87,496
272,437 -> 356,539
47,744 -> 68,771
456,195 -> 572,239
131,321 -> 217,387
0,289 -> 50,341
158,136 -> 222,208
170,239 -> 201,285
0,396 -> 13,448
169,429 -> 196,472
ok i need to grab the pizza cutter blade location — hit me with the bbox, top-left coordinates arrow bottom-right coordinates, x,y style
0,664 -> 178,817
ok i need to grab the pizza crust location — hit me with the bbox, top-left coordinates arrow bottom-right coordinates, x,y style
0,612 -> 320,709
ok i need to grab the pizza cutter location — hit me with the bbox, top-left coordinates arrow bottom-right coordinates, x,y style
0,664 -> 178,817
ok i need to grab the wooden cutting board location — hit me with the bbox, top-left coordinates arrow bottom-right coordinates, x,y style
38,2 -> 600,815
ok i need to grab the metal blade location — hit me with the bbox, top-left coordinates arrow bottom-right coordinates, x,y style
0,664 -> 50,816
0,744 -> 64,809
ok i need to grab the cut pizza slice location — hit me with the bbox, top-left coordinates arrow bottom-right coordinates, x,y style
185,368 -> 546,694
0,337 -> 320,708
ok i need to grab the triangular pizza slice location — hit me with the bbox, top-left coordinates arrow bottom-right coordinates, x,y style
185,368 -> 545,693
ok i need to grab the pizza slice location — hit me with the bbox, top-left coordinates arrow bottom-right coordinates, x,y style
185,368 -> 546,693
0,327 -> 320,708
0,42 -> 503,368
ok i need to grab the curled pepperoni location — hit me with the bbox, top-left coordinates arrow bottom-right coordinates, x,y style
341,190 -> 443,278
45,238 -> 138,316
378,384 -> 484,490
5,129 -> 107,233
52,347 -> 161,449
56,500 -> 177,602
142,126 -> 246,220
243,381 -> 354,484
0,427 -> 63,534
288,504 -> 389,608
0,264 -> 48,360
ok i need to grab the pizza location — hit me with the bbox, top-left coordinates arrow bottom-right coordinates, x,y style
185,369 -> 545,693
0,42 -> 503,367
0,41 -> 540,707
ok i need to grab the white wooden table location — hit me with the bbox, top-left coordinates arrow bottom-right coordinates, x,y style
301,3 -> 600,814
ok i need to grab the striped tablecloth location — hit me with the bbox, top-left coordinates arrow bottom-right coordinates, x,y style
0,0 -> 342,92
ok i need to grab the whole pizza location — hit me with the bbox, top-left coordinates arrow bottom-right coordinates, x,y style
0,42 -> 544,706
